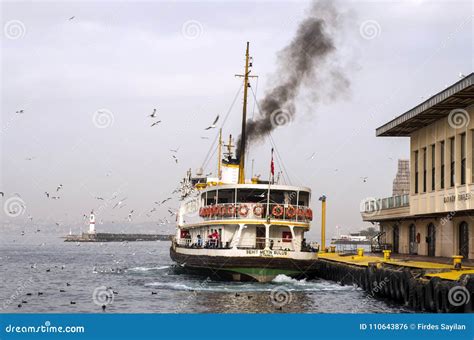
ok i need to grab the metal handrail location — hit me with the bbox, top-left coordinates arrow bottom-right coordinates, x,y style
361,194 -> 409,213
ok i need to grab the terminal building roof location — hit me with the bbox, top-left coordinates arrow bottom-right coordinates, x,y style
376,72 -> 474,137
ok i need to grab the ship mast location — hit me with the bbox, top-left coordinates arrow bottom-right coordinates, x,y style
237,42 -> 250,184
217,128 -> 222,180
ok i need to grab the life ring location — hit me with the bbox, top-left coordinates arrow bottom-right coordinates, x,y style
253,204 -> 264,217
199,207 -> 205,217
272,205 -> 284,217
239,204 -> 249,217
305,208 -> 313,221
286,205 -> 296,218
212,205 -> 219,216
227,205 -> 236,217
296,208 -> 305,219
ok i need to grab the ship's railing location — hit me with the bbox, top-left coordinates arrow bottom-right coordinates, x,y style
197,202 -> 313,223
361,194 -> 409,213
175,236 -> 296,251
237,237 -> 295,251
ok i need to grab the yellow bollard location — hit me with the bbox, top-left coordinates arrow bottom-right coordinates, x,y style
452,255 -> 463,270
357,248 -> 364,257
383,250 -> 391,261
330,245 -> 336,253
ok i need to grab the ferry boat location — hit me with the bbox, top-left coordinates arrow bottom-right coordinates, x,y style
170,43 -> 319,282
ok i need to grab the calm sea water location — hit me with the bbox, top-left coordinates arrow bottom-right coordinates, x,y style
0,233 -> 410,313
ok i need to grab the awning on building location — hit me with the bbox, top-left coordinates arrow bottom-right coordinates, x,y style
376,73 -> 474,137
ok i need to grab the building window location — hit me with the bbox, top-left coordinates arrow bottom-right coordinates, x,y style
440,141 -> 445,189
472,130 -> 474,184
431,144 -> 435,191
461,133 -> 466,185
414,150 -> 419,194
450,137 -> 455,187
422,147 -> 427,193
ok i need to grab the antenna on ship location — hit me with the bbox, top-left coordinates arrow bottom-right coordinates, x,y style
218,128 -> 222,180
235,42 -> 257,184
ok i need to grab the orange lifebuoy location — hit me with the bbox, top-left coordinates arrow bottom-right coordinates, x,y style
239,204 -> 249,217
227,205 -> 236,217
199,207 -> 204,217
212,205 -> 219,216
297,208 -> 305,219
272,205 -> 284,217
286,205 -> 296,218
305,208 -> 313,221
253,204 -> 264,217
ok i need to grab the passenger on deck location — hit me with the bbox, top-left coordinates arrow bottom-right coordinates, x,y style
196,235 -> 202,247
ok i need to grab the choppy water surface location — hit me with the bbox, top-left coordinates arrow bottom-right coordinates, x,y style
0,234 -> 410,313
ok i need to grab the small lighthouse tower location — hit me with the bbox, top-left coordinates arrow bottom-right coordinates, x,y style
89,211 -> 96,234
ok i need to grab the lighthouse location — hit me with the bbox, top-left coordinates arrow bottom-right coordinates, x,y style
89,211 -> 96,234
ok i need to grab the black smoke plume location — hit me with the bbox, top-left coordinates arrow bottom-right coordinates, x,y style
236,0 -> 348,158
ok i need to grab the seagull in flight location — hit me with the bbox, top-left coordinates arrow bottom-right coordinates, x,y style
149,109 -> 157,118
113,197 -> 127,209
56,184 -> 63,192
204,115 -> 219,130
95,197 -> 104,200
360,176 -> 368,183
170,146 -> 180,153
306,152 -> 316,161
161,197 -> 172,204
172,155 -> 178,164
0,192 -> 4,197
45,192 -> 50,198
151,121 -> 162,127
25,157 -> 35,161
68,16 -> 75,20
16,109 -> 24,114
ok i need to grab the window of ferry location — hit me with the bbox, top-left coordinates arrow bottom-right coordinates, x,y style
269,190 -> 297,205
461,133 -> 466,185
217,189 -> 235,204
298,191 -> 310,206
237,189 -> 267,203
206,191 -> 217,205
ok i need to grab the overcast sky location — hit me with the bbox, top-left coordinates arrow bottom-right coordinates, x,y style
1,0 -> 472,239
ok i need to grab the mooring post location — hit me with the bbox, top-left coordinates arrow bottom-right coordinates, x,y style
383,250 -> 391,261
452,255 -> 463,270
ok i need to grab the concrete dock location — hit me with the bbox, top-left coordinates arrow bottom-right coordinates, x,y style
315,251 -> 473,313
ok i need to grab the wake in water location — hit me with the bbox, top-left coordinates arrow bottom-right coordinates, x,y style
144,275 -> 360,293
